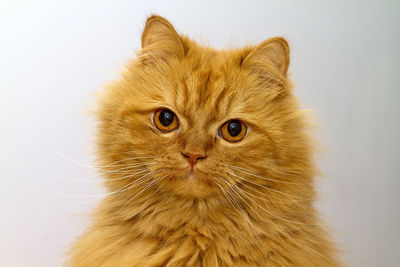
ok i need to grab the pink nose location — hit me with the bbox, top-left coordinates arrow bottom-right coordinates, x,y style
181,152 -> 206,169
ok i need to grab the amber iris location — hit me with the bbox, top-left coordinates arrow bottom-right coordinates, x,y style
153,109 -> 179,132
220,119 -> 247,142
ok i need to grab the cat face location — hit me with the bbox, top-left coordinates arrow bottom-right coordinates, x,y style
97,16 -> 310,200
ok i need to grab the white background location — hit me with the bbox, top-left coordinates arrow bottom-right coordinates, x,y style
1,0 -> 399,266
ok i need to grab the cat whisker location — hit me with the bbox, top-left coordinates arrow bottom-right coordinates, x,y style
214,180 -> 241,212
227,171 -> 306,200
214,177 -> 254,228
223,178 -> 300,223
225,164 -> 300,185
48,146 -> 98,169
239,182 -> 299,203
224,182 -> 259,224
59,164 -> 155,183
117,175 -> 168,216
53,196 -> 104,209
49,146 -> 154,170
216,176 -> 255,213
54,172 -> 162,209
214,180 -> 246,219
58,170 -> 163,199
224,173 -> 301,203
103,168 -> 152,181
97,157 -> 156,169
96,163 -> 157,180
54,173 -> 101,184
98,161 -> 156,170
233,184 -> 319,226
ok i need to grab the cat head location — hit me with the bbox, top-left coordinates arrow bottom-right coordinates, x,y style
97,16 -> 313,200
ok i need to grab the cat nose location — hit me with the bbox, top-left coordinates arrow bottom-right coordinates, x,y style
181,152 -> 207,169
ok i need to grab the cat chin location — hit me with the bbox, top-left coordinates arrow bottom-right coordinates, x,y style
161,171 -> 217,198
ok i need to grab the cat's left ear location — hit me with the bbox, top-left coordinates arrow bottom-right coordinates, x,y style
242,37 -> 290,79
140,15 -> 185,60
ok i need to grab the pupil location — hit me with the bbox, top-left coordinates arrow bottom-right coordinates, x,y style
159,110 -> 174,126
228,120 -> 242,137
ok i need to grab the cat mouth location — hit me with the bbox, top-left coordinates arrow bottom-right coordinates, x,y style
173,167 -> 211,184
186,170 -> 198,181
155,165 -> 217,197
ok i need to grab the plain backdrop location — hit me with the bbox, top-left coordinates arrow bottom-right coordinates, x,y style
1,0 -> 399,266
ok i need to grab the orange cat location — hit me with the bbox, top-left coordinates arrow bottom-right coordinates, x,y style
68,15 -> 340,266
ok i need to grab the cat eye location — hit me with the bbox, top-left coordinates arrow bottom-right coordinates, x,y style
219,119 -> 247,142
153,108 -> 179,132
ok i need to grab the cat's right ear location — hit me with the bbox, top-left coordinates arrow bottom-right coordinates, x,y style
242,37 -> 290,82
140,15 -> 185,62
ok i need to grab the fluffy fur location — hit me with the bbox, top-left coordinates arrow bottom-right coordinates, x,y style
68,16 -> 340,266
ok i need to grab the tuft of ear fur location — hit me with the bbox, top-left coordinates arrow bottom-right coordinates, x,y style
242,37 -> 290,80
141,15 -> 184,61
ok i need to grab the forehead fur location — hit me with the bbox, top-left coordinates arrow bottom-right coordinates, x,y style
114,42 -> 291,134
100,15 -> 293,139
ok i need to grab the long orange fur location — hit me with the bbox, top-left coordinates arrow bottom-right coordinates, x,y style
68,15 -> 340,266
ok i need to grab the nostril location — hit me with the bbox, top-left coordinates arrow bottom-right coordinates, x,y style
181,152 -> 206,160
198,155 -> 207,161
181,152 -> 207,168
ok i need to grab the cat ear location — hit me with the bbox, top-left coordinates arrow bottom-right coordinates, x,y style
141,15 -> 184,59
242,37 -> 290,79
